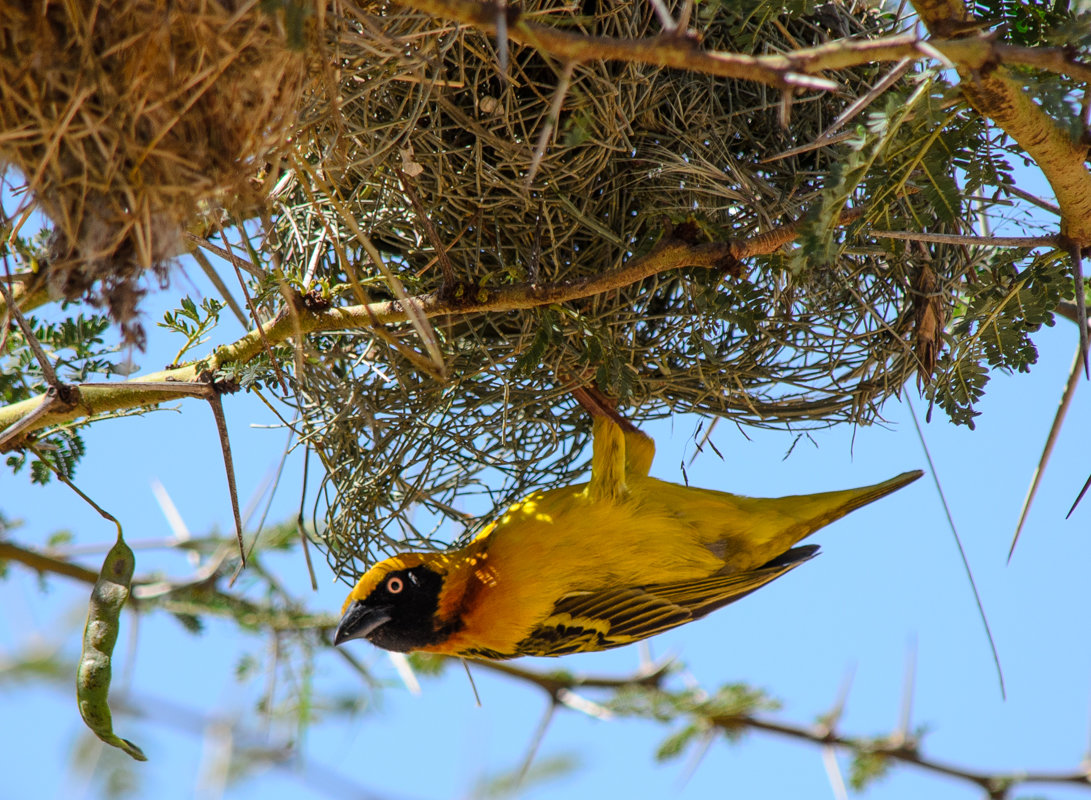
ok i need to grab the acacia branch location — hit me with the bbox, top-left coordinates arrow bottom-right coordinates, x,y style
912,1 -> 1091,244
477,658 -> 1091,798
6,528 -> 1088,797
392,0 -> 1091,242
0,271 -> 51,318
729,713 -> 1091,797
0,539 -> 102,585
910,0 -> 1091,368
392,1 -> 1091,89
0,535 -> 330,630
470,656 -> 670,695
1057,300 -> 1091,329
395,0 -> 834,89
1,203 -> 856,444
870,230 -> 1060,248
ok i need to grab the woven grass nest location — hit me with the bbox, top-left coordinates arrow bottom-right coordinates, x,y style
0,0 -> 313,344
265,1 -> 958,576
2,1 -> 956,574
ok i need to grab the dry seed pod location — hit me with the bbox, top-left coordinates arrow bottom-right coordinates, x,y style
76,535 -> 147,762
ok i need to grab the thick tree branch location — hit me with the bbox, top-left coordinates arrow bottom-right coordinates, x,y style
0,536 -> 330,630
477,658 -> 1091,799
1,202 -> 864,444
391,1 -> 1091,89
0,539 -> 101,585
870,230 -> 1059,248
910,0 -> 1091,368
911,0 -> 1091,244
396,0 -> 834,89
729,713 -> 1091,797
5,527 -> 1088,798
0,271 -> 51,319
0,237 -> 726,441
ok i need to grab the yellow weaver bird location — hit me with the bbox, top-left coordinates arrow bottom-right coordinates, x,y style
334,415 -> 922,659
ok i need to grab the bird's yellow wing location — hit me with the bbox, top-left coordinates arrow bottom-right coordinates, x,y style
512,546 -> 818,656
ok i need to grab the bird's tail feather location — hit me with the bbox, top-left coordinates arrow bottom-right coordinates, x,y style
776,469 -> 924,544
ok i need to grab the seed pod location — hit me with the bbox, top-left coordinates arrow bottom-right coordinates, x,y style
76,534 -> 147,761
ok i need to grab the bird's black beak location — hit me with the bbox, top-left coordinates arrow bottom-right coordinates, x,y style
334,601 -> 392,646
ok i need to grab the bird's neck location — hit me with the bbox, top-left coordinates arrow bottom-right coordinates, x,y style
433,539 -> 491,627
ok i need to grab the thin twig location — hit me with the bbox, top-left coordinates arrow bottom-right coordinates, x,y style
222,223 -> 292,396
297,442 -> 318,591
202,386 -> 247,577
1005,184 -> 1061,216
1008,343 -> 1084,560
907,399 -> 1005,700
394,2 -> 1091,89
471,657 -> 672,694
186,232 -> 264,279
870,230 -> 1059,248
0,274 -> 60,387
647,0 -> 676,32
0,540 -> 102,585
494,0 -> 509,73
0,191 -> 936,442
188,246 -> 249,327
831,57 -> 913,130
527,60 -> 576,185
896,639 -> 917,745
396,168 -> 456,286
1065,242 -> 1089,376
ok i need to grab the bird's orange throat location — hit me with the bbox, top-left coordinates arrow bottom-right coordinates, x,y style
431,542 -> 492,632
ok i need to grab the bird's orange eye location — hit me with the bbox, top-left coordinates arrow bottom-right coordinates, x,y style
386,576 -> 404,594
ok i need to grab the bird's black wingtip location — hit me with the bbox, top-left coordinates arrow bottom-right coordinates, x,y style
762,544 -> 820,570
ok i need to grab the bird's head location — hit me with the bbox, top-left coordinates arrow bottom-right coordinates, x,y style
333,553 -> 452,652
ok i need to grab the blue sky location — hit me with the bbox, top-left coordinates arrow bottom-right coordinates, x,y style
2,201 -> 1090,798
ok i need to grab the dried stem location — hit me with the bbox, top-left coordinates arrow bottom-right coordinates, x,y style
3,531 -> 1088,798
869,230 -> 1060,248
394,0 -> 1091,89
0,197 -> 874,443
461,656 -> 1090,799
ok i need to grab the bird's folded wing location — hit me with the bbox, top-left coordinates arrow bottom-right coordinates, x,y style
515,555 -> 811,656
